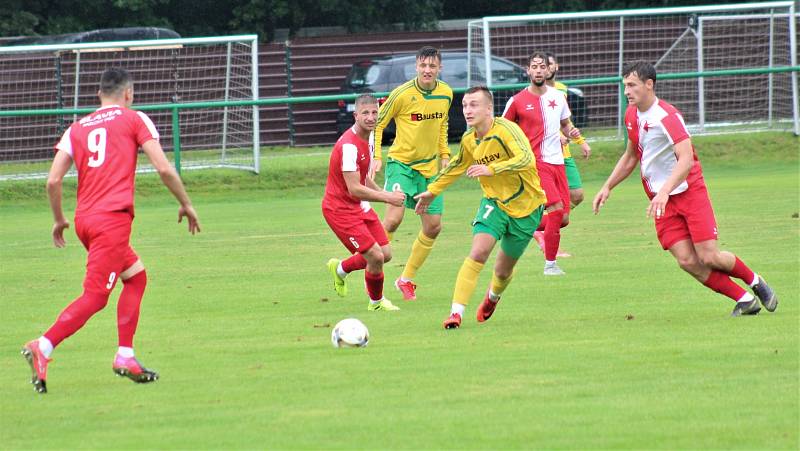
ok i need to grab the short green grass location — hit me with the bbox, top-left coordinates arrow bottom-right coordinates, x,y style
1,133 -> 798,449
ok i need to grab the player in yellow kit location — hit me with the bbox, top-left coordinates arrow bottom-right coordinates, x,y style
414,86 -> 546,329
372,46 -> 453,301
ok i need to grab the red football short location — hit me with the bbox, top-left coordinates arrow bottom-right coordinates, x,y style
323,207 -> 389,255
74,212 -> 139,294
655,185 -> 719,250
537,161 -> 571,213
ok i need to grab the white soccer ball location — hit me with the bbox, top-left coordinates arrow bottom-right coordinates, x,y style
331,318 -> 369,348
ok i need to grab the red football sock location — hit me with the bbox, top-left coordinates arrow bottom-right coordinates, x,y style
342,253 -> 367,273
702,271 -> 747,302
728,256 -> 756,285
544,209 -> 565,261
536,221 -> 545,232
364,271 -> 384,301
44,291 -> 110,347
117,271 -> 147,348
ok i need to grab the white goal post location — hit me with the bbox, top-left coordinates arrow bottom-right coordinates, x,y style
0,35 -> 260,180
468,1 -> 799,137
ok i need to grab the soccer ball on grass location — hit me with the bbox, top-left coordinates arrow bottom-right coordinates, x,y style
331,318 -> 369,348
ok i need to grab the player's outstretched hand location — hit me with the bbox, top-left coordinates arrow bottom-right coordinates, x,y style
178,205 -> 201,235
413,191 -> 435,215
592,188 -> 610,215
52,219 -> 70,248
466,164 -> 492,178
385,190 -> 405,207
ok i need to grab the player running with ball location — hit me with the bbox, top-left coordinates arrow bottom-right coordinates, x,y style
324,94 -> 406,312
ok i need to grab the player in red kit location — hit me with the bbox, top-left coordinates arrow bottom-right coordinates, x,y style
21,68 -> 200,393
592,61 -> 777,317
324,94 -> 406,311
503,51 -> 581,276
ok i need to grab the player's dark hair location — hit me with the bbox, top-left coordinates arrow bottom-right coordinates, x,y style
465,85 -> 493,103
528,51 -> 548,65
622,61 -> 657,85
416,46 -> 441,62
99,68 -> 132,96
354,93 -> 378,107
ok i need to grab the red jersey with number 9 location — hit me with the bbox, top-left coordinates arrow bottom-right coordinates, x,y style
55,105 -> 160,217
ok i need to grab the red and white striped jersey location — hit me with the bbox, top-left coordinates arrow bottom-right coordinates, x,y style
625,98 -> 704,199
502,86 -> 571,165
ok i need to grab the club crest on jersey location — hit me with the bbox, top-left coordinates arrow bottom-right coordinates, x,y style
475,152 -> 501,165
410,112 -> 444,122
547,99 -> 558,109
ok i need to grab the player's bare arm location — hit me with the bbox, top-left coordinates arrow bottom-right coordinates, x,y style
560,118 -> 581,140
46,150 -> 73,248
592,139 -> 638,215
646,139 -> 694,219
566,119 -> 591,159
364,174 -> 382,192
342,170 -> 405,206
141,139 -> 201,234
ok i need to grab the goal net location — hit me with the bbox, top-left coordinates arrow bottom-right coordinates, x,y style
0,35 -> 260,180
468,2 -> 799,138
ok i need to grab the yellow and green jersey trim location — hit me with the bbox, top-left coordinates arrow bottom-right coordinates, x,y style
374,78 -> 453,178
429,118 -> 545,218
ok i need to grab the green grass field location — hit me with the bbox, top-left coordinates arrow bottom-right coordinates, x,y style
1,133 -> 798,449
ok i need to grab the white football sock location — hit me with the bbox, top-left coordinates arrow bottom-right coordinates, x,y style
749,273 -> 759,287
117,347 -> 135,358
336,263 -> 348,279
450,303 -> 465,316
545,260 -> 556,267
38,336 -> 53,358
737,293 -> 755,303
400,277 -> 412,283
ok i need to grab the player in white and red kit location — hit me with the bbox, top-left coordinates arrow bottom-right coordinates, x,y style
503,51 -> 581,276
592,61 -> 777,317
323,94 -> 405,311
21,68 -> 201,393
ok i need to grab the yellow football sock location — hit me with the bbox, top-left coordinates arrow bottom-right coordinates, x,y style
401,231 -> 435,280
490,271 -> 514,297
452,257 -> 484,305
385,229 -> 394,241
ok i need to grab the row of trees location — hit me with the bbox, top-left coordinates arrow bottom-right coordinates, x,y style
1,0 -> 740,41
